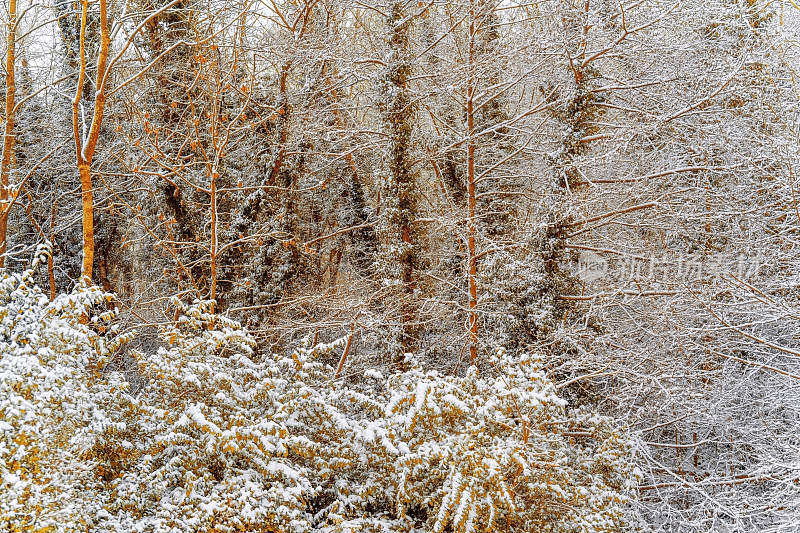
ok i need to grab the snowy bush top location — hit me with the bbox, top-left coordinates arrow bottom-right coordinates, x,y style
1,253 -> 639,532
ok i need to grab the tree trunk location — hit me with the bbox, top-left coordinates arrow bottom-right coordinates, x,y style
383,0 -> 417,367
0,0 -> 16,268
78,162 -> 94,278
72,0 -> 110,282
466,0 -> 479,364
209,169 -> 218,307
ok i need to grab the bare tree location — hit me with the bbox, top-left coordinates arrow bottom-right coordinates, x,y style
0,0 -> 16,267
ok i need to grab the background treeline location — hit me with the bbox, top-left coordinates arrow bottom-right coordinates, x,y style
1,0 -> 799,531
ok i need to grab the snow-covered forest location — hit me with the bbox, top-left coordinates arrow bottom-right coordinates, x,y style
1,0 -> 799,531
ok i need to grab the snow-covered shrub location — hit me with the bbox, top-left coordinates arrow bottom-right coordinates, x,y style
107,299 -> 317,532
104,302 -> 406,532
0,246 -> 132,531
102,305 -> 639,532
2,256 -> 639,532
383,349 -> 639,533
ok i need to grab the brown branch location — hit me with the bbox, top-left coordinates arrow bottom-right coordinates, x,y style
302,222 -> 376,251
334,329 -> 355,380
568,202 -> 658,227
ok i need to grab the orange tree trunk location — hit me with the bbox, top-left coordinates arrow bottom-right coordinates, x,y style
72,0 -> 110,282
79,163 -> 94,278
466,0 -> 479,364
0,0 -> 17,268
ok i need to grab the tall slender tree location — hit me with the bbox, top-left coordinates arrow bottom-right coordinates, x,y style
0,0 -> 16,267
71,0 -> 110,281
379,0 -> 418,366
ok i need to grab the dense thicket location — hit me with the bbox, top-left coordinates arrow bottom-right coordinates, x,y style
1,0 -> 799,531
1,253 -> 638,532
